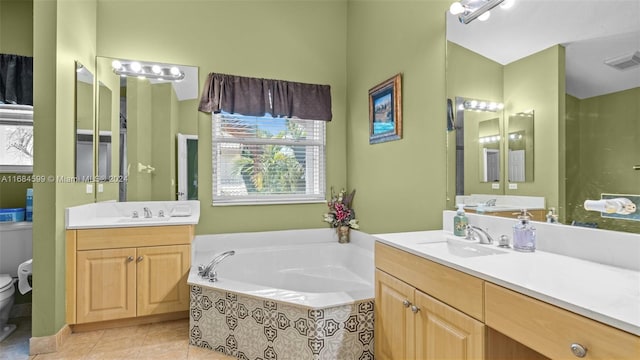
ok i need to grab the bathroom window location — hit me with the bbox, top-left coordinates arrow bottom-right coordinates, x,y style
212,113 -> 325,205
0,105 -> 33,173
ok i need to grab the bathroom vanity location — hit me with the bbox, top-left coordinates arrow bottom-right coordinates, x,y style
65,201 -> 199,330
374,214 -> 640,360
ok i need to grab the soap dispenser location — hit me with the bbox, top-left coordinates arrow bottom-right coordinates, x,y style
513,209 -> 536,252
454,204 -> 468,237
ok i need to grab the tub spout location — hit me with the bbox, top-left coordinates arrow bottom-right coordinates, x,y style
198,250 -> 235,282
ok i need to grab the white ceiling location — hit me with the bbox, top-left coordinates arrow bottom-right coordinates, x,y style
446,0 -> 640,99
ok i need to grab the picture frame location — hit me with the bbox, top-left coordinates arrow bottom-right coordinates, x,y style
369,73 -> 402,144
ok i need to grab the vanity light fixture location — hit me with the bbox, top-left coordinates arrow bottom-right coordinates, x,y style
461,98 -> 503,112
479,135 -> 500,144
449,0 -> 511,24
111,59 -> 185,81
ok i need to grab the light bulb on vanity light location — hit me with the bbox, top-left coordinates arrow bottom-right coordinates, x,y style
478,10 -> 491,21
130,61 -> 142,73
170,66 -> 181,76
151,65 -> 162,74
449,2 -> 465,15
111,60 -> 122,70
500,0 -> 515,10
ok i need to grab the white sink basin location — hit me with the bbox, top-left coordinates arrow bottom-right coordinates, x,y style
418,237 -> 508,258
116,217 -> 172,223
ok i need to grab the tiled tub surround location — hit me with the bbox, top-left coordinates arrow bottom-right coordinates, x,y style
188,229 -> 375,359
190,287 -> 374,360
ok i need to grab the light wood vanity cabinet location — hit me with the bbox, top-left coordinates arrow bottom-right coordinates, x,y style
485,282 -> 640,360
375,241 -> 640,360
66,225 -> 194,326
375,243 -> 485,360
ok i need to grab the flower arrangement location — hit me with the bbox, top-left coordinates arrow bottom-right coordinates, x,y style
323,188 -> 359,230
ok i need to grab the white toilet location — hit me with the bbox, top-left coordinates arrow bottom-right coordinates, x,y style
0,222 -> 32,342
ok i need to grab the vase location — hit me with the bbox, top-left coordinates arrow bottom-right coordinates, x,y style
337,226 -> 350,244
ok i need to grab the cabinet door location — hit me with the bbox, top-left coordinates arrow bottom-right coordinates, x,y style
414,290 -> 484,360
136,245 -> 190,316
76,248 -> 137,323
375,269 -> 416,360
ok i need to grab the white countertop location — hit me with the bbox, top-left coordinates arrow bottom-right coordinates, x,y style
65,200 -> 200,229
374,230 -> 640,336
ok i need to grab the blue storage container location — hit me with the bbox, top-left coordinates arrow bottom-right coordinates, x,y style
26,188 -> 33,221
0,208 -> 26,222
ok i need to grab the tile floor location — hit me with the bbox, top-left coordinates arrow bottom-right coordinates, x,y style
1,317 -> 236,360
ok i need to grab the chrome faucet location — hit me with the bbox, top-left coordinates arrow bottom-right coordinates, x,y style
198,250 -> 235,282
485,198 -> 497,207
143,207 -> 152,218
466,225 -> 495,245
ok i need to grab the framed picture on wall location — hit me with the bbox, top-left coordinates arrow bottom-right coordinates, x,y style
369,73 -> 402,144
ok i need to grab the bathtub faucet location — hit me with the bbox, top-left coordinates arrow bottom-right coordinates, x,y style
198,250 -> 235,282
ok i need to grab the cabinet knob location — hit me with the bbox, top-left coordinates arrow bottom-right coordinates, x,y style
402,299 -> 411,308
411,305 -> 420,313
137,256 -> 144,262
570,343 -> 587,358
127,256 -> 134,262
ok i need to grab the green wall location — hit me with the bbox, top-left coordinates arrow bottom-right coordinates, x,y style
97,0 -> 349,234
76,81 -> 93,131
151,83 -> 179,200
346,1 -> 449,233
95,56 -> 121,201
0,0 -> 33,56
566,88 -> 640,232
126,78 -> 153,201
32,0 -> 97,337
503,45 -> 565,215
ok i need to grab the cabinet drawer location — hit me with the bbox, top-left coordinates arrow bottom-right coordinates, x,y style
375,242 -> 484,321
485,282 -> 640,360
76,225 -> 194,250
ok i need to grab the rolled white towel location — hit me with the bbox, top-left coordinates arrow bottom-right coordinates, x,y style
17,259 -> 32,295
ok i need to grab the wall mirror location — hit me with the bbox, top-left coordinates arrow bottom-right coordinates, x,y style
75,61 -> 94,182
95,56 -> 199,202
97,81 -> 113,181
478,117 -> 500,183
446,0 -> 640,233
451,96 -> 505,197
507,110 -> 533,183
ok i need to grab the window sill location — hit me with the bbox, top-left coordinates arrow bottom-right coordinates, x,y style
212,199 -> 326,207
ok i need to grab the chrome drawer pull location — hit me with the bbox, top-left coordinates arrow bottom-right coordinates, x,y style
411,305 -> 420,313
127,256 -> 134,262
402,299 -> 411,308
570,343 -> 587,358
137,256 -> 144,262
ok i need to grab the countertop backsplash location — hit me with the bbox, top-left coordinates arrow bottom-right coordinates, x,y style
442,210 -> 640,271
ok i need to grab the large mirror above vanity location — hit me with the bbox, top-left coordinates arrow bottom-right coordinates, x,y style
75,61 -> 95,182
94,56 -> 199,202
446,0 -> 640,232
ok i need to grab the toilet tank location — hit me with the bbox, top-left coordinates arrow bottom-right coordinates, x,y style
0,222 -> 32,277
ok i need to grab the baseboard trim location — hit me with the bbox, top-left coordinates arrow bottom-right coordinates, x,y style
29,324 -> 71,355
70,311 -> 188,333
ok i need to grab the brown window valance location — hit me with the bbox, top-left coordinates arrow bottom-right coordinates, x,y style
0,54 -> 33,105
198,73 -> 332,121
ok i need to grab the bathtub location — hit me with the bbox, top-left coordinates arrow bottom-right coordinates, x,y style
188,228 -> 375,360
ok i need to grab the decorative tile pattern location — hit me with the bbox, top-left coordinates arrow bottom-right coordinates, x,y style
189,286 -> 375,360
